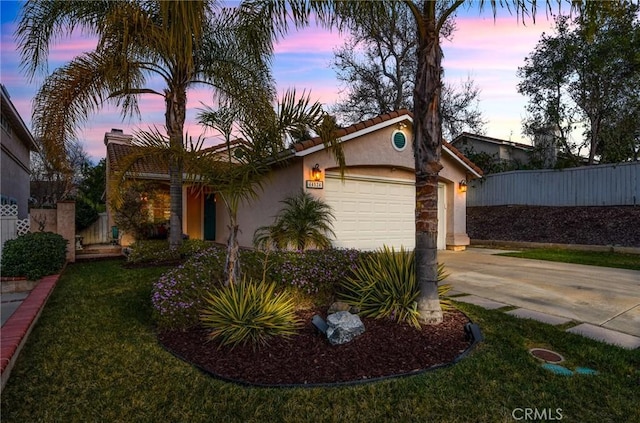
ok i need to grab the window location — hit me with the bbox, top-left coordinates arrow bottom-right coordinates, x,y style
391,130 -> 407,151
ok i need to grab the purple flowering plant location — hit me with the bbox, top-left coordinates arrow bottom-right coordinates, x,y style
151,244 -> 366,330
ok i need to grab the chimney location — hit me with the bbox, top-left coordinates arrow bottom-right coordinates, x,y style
103,128 -> 133,146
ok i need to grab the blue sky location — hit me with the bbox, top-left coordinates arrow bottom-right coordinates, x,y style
0,1 -> 557,162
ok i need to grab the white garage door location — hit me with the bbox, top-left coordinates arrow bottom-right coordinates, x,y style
325,174 -> 446,250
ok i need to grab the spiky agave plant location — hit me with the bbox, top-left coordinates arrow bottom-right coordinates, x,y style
200,278 -> 301,349
340,245 -> 452,328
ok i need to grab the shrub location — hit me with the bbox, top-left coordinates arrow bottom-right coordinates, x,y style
75,197 -> 99,232
339,246 -> 450,328
250,248 -> 365,297
200,279 -> 301,349
1,232 -> 67,280
277,249 -> 364,295
151,245 -> 226,329
151,247 -> 364,330
126,239 -> 211,264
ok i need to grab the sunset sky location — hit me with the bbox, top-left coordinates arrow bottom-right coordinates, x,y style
0,1 -> 559,162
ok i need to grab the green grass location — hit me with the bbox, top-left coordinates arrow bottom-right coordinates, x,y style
497,248 -> 640,271
2,260 -> 639,423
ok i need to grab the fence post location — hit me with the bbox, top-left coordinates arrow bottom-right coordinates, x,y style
56,201 -> 76,263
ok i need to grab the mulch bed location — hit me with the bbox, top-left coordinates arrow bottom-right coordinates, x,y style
158,308 -> 473,387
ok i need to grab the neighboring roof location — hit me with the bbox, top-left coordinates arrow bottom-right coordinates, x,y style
451,132 -> 533,151
291,109 -> 483,177
0,84 -> 38,152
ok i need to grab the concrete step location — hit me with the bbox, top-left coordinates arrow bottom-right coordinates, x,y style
76,244 -> 123,260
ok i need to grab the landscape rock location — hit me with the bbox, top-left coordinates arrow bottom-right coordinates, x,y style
326,311 -> 365,345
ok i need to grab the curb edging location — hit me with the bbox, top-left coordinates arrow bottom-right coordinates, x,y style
0,274 -> 60,393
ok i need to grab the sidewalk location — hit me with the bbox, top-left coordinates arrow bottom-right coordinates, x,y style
439,248 -> 640,349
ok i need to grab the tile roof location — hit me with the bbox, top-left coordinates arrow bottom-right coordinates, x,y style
106,142 -> 169,176
105,110 -> 482,178
106,138 -> 249,177
291,109 -> 412,153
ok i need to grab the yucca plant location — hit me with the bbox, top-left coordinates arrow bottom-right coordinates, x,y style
200,279 -> 301,349
340,246 -> 452,328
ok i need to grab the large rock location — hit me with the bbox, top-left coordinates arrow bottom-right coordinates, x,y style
326,311 -> 365,345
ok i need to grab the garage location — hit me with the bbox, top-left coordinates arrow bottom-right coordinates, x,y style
325,173 -> 446,250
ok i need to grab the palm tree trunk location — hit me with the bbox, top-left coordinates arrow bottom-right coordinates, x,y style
165,87 -> 186,248
225,212 -> 241,286
413,9 -> 443,325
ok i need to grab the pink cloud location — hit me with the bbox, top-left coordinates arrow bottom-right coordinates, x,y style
443,16 -> 553,71
275,26 -> 344,54
48,37 -> 99,62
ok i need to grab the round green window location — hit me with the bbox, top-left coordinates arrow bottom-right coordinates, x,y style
392,131 -> 407,151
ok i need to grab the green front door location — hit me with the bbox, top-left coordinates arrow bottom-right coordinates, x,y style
204,194 -> 216,241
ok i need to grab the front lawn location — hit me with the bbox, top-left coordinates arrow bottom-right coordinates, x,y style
497,248 -> 640,271
1,260 -> 638,422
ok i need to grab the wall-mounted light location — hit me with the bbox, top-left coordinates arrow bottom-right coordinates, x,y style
459,179 -> 468,193
397,121 -> 407,130
311,163 -> 322,181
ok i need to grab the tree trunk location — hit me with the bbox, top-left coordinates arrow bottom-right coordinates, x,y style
225,214 -> 241,286
165,87 -> 187,248
413,7 -> 443,325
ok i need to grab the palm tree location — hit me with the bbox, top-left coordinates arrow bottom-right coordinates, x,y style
254,190 -> 336,251
198,89 -> 344,285
258,0 -> 611,324
17,0 -> 276,248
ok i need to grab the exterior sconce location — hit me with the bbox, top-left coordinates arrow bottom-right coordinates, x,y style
459,179 -> 467,193
311,163 -> 322,181
397,121 -> 407,130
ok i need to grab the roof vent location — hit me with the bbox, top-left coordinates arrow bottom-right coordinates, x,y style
111,129 -> 124,134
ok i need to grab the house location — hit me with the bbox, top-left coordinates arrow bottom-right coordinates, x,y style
105,110 -> 482,250
1,84 -> 38,219
225,110 -> 482,251
450,132 -> 533,169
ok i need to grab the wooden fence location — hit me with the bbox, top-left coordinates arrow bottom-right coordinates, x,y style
77,212 -> 110,245
467,161 -> 640,207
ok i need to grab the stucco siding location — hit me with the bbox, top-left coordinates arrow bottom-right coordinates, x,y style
1,132 -> 31,219
215,160 -> 304,247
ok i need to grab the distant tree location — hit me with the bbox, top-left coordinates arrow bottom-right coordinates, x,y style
331,1 -> 486,140
30,139 -> 90,206
518,3 -> 640,164
78,158 -> 106,212
75,158 -> 106,232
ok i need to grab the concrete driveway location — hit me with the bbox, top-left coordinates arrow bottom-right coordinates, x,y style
438,248 -> 640,337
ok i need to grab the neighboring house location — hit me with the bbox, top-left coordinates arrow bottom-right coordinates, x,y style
1,84 -> 38,219
450,132 -> 533,169
105,110 -> 482,250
